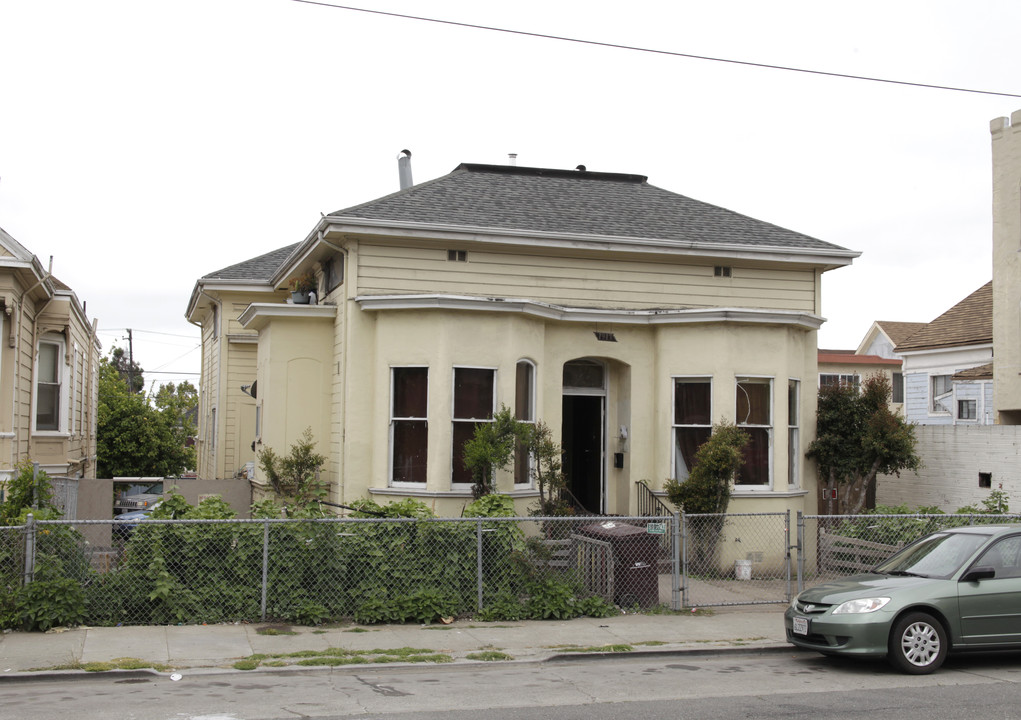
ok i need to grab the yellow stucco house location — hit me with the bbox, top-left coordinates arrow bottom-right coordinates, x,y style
186,161 -> 858,516
0,227 -> 100,484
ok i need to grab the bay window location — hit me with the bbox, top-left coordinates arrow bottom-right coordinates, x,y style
736,377 -> 772,486
391,367 -> 428,484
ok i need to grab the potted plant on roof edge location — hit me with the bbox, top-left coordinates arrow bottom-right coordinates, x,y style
290,271 -> 317,304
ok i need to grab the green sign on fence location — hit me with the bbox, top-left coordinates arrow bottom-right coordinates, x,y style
646,522 -> 666,535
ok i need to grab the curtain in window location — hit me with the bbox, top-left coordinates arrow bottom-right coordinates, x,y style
392,368 -> 428,484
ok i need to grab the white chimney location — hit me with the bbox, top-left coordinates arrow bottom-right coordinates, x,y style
508,153 -> 518,166
398,149 -> 413,190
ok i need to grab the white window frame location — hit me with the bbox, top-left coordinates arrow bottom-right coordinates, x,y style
930,374 -> 953,414
671,375 -> 713,483
514,359 -> 536,486
819,373 -> 859,390
735,375 -> 773,490
33,333 -> 68,435
389,366 -> 429,488
788,379 -> 800,490
957,398 -> 978,421
451,366 -> 497,489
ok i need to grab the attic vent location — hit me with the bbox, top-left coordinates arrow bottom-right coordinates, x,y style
447,250 -> 467,262
594,331 -> 617,342
714,266 -> 732,278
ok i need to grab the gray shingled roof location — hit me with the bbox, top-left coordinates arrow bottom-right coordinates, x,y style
330,164 -> 847,252
202,243 -> 300,281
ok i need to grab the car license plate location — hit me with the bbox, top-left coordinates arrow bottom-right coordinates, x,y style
793,616 -> 809,635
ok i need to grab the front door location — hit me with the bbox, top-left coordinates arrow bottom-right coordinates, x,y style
562,394 -> 604,514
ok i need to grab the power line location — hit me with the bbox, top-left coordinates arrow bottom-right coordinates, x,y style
290,1 -> 1021,99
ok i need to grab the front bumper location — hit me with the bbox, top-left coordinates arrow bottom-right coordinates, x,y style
784,606 -> 893,657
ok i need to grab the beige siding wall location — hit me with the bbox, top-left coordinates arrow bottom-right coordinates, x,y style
195,305 -> 220,479
356,241 -> 819,312
224,340 -> 257,478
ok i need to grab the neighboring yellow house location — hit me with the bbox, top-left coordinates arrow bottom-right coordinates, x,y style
186,161 -> 858,516
0,227 -> 100,484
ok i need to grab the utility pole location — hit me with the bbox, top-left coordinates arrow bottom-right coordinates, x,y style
127,328 -> 135,393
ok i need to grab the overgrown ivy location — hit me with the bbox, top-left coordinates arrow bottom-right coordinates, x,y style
2,493 -> 620,630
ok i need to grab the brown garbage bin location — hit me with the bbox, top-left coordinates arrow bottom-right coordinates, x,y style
579,521 -> 659,608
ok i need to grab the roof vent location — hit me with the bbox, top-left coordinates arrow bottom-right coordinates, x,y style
576,165 -> 587,172
398,149 -> 413,190
508,153 -> 517,166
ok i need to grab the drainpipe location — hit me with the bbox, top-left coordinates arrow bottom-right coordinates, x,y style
317,230 -> 350,508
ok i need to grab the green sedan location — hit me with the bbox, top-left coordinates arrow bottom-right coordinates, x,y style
785,524 -> 1021,674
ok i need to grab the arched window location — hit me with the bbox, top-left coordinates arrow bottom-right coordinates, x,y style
514,360 -> 536,485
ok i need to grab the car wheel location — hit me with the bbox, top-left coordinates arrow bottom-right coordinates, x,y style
888,612 -> 947,674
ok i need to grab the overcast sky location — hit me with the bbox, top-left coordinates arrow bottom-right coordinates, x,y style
2,0 -> 1019,389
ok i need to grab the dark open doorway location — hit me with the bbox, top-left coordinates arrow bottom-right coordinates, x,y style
561,394 -> 604,514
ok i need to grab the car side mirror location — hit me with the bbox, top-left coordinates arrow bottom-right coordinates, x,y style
962,566 -> 996,582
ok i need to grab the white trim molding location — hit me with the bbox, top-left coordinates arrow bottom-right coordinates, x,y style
355,294 -> 824,330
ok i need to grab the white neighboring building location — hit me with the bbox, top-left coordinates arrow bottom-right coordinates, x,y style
895,282 -> 993,426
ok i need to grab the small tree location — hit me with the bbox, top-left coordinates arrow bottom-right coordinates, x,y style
664,421 -> 749,571
806,374 -> 921,515
664,421 -> 750,514
257,428 -> 328,505
462,406 -> 528,499
527,420 -> 570,516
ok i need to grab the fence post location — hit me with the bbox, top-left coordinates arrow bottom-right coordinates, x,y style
671,511 -> 681,610
23,513 -> 36,587
796,511 -> 804,595
784,509 -> 792,602
476,519 -> 484,613
681,512 -> 689,609
261,520 -> 270,622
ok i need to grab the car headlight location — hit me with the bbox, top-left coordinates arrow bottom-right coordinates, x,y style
832,597 -> 890,614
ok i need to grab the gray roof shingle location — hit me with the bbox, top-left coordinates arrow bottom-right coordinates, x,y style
330,164 -> 846,253
202,243 -> 300,282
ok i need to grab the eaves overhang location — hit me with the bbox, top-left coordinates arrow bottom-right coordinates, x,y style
355,294 -> 825,330
186,278 -> 279,323
321,217 -> 860,270
896,341 -> 994,357
238,302 -> 336,332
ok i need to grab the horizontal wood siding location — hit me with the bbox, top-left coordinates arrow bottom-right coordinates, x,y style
356,242 -> 817,312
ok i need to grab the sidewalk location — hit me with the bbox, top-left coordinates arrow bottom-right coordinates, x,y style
0,607 -> 789,679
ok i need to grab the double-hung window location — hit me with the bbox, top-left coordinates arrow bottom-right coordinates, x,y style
35,338 -> 63,432
514,360 -> 535,485
451,367 -> 495,485
672,378 -> 712,482
931,375 -> 953,413
391,367 -> 429,485
736,377 -> 772,487
788,380 -> 800,489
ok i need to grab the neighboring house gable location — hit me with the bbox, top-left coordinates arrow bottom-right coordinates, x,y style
0,226 -> 101,485
188,161 -> 858,519
895,282 -> 992,425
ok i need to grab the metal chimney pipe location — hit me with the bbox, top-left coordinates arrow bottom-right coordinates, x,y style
398,149 -> 413,190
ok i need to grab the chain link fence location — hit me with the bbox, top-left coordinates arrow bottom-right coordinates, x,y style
14,510 -> 1011,627
797,512 -> 1021,592
1,511 -> 801,627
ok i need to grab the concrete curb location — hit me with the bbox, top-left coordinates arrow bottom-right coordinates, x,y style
0,641 -> 794,683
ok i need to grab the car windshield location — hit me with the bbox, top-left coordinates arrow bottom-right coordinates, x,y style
875,531 -> 991,578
